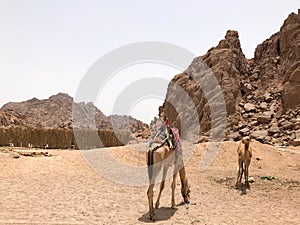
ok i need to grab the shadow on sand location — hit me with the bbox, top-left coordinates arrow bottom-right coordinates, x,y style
236,183 -> 250,195
138,207 -> 178,223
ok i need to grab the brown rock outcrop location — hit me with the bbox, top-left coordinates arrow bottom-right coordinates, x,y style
161,9 -> 300,146
280,11 -> 300,110
162,30 -> 246,139
2,93 -> 111,130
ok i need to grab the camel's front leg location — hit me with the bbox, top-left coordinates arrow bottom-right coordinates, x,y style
240,161 -> 245,183
155,166 -> 168,209
171,173 -> 177,208
245,160 -> 250,188
235,159 -> 243,188
147,184 -> 155,220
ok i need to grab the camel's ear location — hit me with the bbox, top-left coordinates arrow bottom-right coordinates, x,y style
247,137 -> 252,143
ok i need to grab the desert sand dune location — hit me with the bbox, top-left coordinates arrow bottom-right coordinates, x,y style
0,141 -> 299,225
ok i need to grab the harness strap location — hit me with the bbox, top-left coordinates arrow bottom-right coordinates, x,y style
150,137 -> 169,152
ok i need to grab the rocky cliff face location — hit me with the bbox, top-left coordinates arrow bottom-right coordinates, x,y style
163,30 -> 247,139
280,11 -> 300,111
162,10 -> 300,146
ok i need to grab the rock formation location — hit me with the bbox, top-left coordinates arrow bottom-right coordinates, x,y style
1,93 -> 110,130
162,9 -> 300,146
0,93 -> 149,139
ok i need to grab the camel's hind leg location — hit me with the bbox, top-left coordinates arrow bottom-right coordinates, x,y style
147,155 -> 162,221
179,167 -> 190,204
171,172 -> 177,208
155,165 -> 168,209
147,184 -> 155,220
147,167 -> 160,221
147,151 -> 160,221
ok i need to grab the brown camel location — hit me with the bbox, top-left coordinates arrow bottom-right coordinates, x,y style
147,143 -> 190,221
235,136 -> 253,188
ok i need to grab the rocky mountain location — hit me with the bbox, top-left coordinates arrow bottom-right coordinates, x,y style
162,9 -> 300,146
0,93 -> 149,138
1,93 -> 111,130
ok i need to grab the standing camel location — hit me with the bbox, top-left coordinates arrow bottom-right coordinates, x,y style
147,142 -> 190,221
235,136 -> 252,188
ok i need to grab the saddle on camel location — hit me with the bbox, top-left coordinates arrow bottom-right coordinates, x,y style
147,108 -> 190,221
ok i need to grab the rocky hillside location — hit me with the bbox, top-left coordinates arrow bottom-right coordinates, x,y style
0,110 -> 29,127
162,9 -> 300,146
0,93 -> 149,138
1,93 -> 111,130
108,115 -> 150,139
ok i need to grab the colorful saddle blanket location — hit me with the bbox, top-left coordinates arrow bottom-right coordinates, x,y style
170,127 -> 182,154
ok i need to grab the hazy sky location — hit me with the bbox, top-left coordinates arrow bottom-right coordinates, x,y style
0,0 -> 299,123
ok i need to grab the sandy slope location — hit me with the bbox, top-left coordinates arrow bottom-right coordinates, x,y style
0,141 -> 299,225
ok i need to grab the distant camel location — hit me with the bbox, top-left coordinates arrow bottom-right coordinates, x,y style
147,143 -> 190,221
235,136 -> 252,188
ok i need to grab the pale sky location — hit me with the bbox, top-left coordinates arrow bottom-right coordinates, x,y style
0,0 -> 299,123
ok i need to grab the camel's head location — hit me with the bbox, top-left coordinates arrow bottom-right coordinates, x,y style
241,136 -> 251,145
